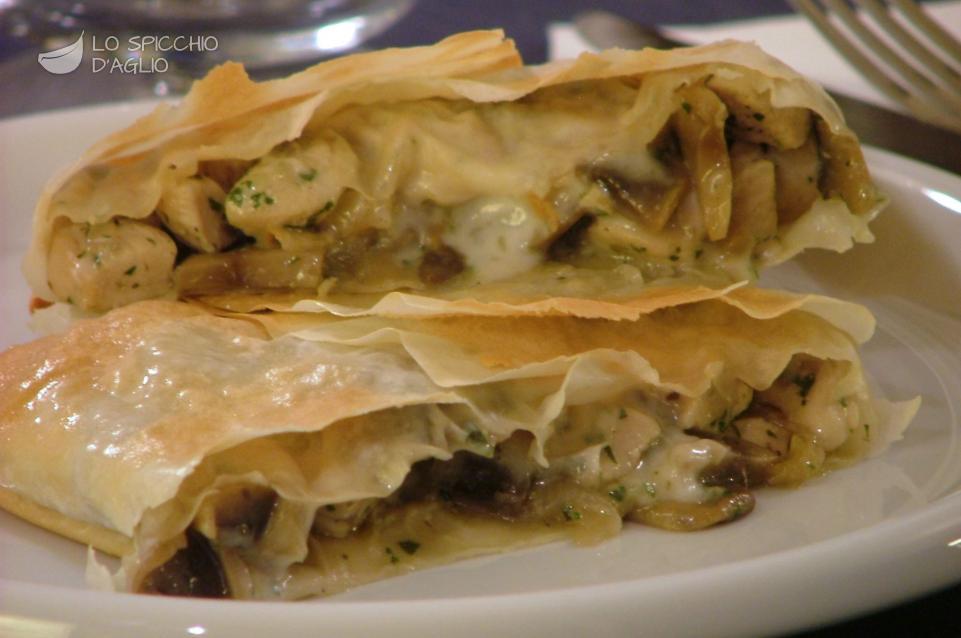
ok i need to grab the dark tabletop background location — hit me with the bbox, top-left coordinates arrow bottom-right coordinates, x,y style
1,1 -> 959,635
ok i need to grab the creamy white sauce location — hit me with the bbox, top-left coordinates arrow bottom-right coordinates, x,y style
443,196 -> 549,284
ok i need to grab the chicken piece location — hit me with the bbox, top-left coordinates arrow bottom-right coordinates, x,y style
770,135 -> 822,223
726,143 -> 778,253
673,85 -> 733,241
755,355 -> 859,452
672,379 -> 754,432
158,176 -> 238,253
47,218 -> 177,312
199,159 -> 255,192
707,73 -> 812,150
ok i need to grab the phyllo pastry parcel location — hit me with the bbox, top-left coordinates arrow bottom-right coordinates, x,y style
0,290 -> 917,599
25,31 -> 881,315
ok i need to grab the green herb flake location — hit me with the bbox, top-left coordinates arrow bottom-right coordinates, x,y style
398,540 -> 420,555
321,200 -> 334,213
694,248 -> 704,258
863,423 -> 871,440
618,407 -> 628,420
251,192 -> 264,209
608,485 -> 626,502
93,253 -> 102,268
839,397 -> 848,407
124,265 -> 137,276
228,188 -> 244,206
66,296 -> 74,305
681,101 -> 692,113
669,254 -> 679,262
644,482 -> 657,498
324,504 -> 336,512
299,168 -> 318,182
265,194 -> 276,205
561,504 -> 582,522
385,547 -> 399,564
208,198 -> 225,213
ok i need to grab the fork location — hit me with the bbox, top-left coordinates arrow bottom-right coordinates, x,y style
789,0 -> 961,132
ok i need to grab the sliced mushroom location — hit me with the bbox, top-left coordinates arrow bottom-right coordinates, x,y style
673,85 -> 733,241
139,528 -> 230,598
175,249 -> 325,295
47,218 -> 177,312
707,73 -> 812,150
816,118 -> 879,215
629,491 -> 755,531
590,170 -> 687,232
158,176 -> 239,253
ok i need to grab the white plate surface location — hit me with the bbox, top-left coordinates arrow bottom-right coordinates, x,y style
1,103 -> 961,638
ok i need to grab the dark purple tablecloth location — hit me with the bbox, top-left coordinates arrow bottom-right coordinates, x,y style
0,1 -> 958,635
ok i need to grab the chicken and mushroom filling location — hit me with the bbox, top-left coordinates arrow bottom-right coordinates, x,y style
138,353 -> 873,599
48,72 -> 876,312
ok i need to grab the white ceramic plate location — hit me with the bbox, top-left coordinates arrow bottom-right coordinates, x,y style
1,103 -> 960,638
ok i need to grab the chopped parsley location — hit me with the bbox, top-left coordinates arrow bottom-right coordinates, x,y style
398,540 -> 420,555
618,407 -> 628,420
385,547 -> 399,564
644,482 -> 657,498
124,265 -> 137,276
299,168 -> 318,182
608,485 -> 626,502
839,397 -> 848,407
681,101 -> 692,113
561,504 -> 582,521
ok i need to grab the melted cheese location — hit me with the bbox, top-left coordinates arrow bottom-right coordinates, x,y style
443,196 -> 550,283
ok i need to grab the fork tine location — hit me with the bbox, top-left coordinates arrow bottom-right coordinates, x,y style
789,0 -> 961,131
789,0 -> 930,115
855,0 -> 961,93
891,0 -> 961,67
823,0 -> 961,113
